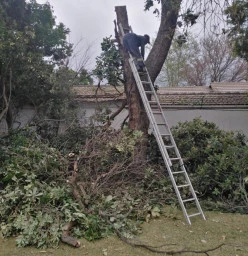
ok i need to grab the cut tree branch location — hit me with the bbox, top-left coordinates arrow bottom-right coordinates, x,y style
0,69 -> 12,121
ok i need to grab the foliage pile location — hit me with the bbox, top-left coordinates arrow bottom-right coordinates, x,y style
1,118 -> 248,248
0,129 -> 73,248
62,128 -> 172,239
0,128 -> 171,248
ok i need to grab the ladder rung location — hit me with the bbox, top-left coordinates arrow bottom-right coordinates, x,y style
157,121 -> 169,126
170,157 -> 181,161
145,91 -> 154,94
188,212 -> 202,218
172,170 -> 185,174
165,145 -> 174,149
141,81 -> 151,84
172,171 -> 185,174
177,184 -> 190,188
161,133 -> 171,136
182,198 -> 195,203
152,110 -> 162,113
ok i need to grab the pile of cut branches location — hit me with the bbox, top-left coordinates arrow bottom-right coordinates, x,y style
69,128 -> 153,203
65,128 -> 174,240
0,128 -> 173,248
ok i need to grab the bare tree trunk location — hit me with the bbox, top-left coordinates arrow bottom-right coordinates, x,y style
115,6 -> 150,133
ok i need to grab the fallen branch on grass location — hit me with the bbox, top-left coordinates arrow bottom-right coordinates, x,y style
61,222 -> 81,248
117,229 -> 225,255
99,211 -> 226,255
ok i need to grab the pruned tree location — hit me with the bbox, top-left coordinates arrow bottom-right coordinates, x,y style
115,6 -> 151,133
113,1 -> 238,133
114,1 -> 184,133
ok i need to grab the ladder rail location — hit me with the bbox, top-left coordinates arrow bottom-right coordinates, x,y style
130,56 -> 206,224
129,58 -> 199,224
119,23 -> 206,224
136,60 -> 185,164
129,58 -> 172,167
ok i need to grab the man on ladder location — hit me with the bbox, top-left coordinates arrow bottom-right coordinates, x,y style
123,32 -> 150,72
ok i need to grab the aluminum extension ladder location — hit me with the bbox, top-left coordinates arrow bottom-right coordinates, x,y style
127,56 -> 206,225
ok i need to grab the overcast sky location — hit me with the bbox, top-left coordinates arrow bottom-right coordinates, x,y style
36,0 -> 160,69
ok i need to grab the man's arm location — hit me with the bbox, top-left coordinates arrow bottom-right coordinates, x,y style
140,44 -> 145,59
141,45 -> 145,59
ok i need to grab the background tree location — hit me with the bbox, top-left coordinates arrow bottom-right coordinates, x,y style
0,0 -> 73,129
67,38 -> 94,85
157,34 -> 247,86
201,34 -> 247,83
225,0 -> 248,61
156,33 -> 201,86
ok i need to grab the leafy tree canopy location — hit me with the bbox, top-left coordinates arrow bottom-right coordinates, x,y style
0,0 -> 73,124
93,36 -> 123,86
225,0 -> 248,61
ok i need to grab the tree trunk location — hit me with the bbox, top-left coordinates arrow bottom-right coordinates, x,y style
146,0 -> 182,83
115,6 -> 150,133
115,1 -> 181,133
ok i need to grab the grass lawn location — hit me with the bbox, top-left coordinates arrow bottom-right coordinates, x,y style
1,208 -> 248,256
